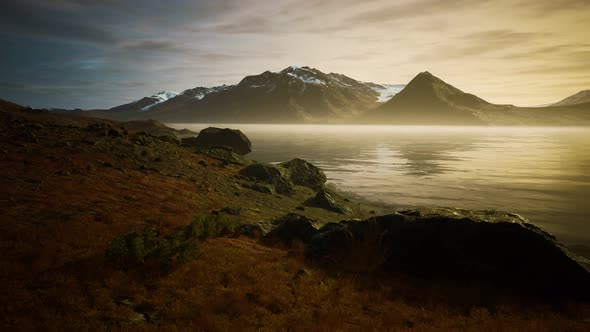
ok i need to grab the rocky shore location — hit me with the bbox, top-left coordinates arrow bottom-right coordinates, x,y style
1,106 -> 589,330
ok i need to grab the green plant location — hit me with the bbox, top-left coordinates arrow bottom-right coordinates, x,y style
106,214 -> 239,269
187,214 -> 240,240
106,228 -> 197,267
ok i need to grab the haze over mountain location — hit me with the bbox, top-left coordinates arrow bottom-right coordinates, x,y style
371,72 -> 590,126
44,66 -> 590,126
552,90 -> 590,107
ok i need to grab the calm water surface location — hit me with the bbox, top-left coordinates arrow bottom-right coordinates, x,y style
169,124 -> 590,249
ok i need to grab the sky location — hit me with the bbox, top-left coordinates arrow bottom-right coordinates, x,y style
0,0 -> 589,109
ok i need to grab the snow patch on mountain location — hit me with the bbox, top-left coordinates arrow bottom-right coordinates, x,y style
180,85 -> 235,100
141,91 -> 178,111
370,84 -> 405,102
286,72 -> 325,85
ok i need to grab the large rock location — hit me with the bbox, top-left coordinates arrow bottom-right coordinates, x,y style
304,208 -> 590,299
280,158 -> 326,189
262,214 -> 319,247
239,163 -> 295,195
183,127 -> 251,155
240,158 -> 326,195
311,189 -> 350,214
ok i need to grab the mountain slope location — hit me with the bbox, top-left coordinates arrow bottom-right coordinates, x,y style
0,99 -> 26,112
552,90 -> 590,107
372,72 -> 590,125
107,91 -> 178,114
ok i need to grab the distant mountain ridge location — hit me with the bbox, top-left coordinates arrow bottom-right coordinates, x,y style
371,72 -> 590,125
552,90 -> 590,107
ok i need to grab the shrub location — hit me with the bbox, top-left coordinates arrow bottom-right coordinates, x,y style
186,214 -> 240,240
106,214 -> 239,268
106,228 -> 197,267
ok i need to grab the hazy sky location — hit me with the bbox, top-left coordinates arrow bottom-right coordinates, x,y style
1,0 -> 589,109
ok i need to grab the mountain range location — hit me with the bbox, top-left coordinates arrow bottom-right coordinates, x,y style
15,66 -> 590,125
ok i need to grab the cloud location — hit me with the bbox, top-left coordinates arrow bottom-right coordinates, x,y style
344,0 -> 488,27
206,16 -> 271,34
514,0 -> 590,16
1,0 -> 589,108
410,29 -> 545,61
119,39 -> 189,53
0,1 -> 117,44
0,0 -> 248,44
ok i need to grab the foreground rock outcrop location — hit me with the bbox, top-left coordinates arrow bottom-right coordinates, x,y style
310,189 -> 351,214
239,163 -> 295,194
262,213 -> 319,247
264,208 -> 590,299
182,127 -> 252,155
239,159 -> 327,195
280,158 -> 326,189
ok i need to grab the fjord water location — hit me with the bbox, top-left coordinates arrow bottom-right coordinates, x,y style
169,124 -> 590,250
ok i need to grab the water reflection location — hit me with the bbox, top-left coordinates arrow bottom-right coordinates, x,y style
393,141 -> 474,176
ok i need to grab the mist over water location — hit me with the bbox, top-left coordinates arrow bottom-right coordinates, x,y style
169,124 -> 590,248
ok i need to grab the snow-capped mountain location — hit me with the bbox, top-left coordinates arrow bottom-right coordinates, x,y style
140,91 -> 178,111
368,84 -> 406,102
179,85 -> 234,100
106,90 -> 177,114
137,66 -> 404,123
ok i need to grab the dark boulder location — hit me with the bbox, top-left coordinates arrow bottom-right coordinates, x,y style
306,223 -> 353,266
183,127 -> 251,155
262,214 -> 319,247
280,158 -> 326,189
240,159 -> 325,194
305,208 -> 590,299
311,189 -> 351,214
239,163 -> 295,195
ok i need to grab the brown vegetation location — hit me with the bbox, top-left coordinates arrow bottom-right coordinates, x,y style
1,109 -> 589,330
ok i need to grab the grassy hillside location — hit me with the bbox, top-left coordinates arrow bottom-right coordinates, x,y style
1,108 -> 589,330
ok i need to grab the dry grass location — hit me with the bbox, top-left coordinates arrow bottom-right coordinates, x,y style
3,237 -> 589,331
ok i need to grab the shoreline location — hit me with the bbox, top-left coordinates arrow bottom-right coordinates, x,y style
2,108 -> 590,329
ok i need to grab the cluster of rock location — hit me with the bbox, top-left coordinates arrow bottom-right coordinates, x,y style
181,126 -> 351,214
257,208 -> 590,299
